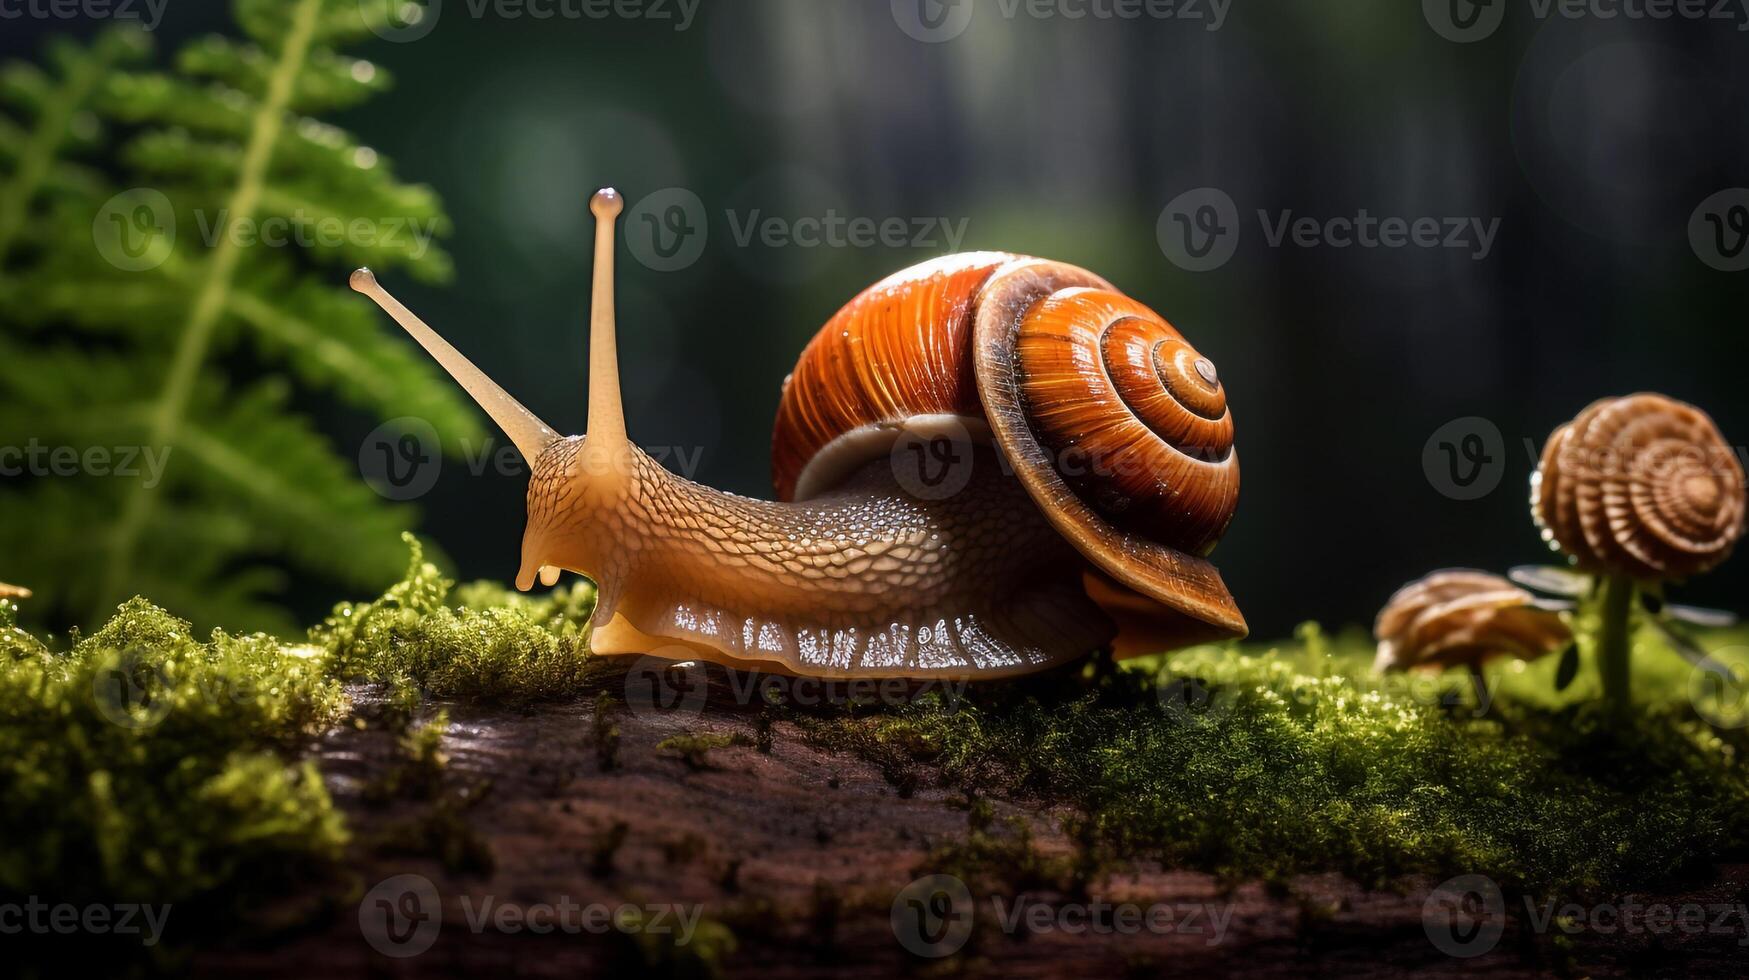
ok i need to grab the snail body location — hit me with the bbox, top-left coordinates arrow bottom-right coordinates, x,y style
352,189 -> 1244,679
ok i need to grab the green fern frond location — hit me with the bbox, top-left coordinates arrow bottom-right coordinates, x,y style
0,27 -> 150,265
0,2 -> 481,635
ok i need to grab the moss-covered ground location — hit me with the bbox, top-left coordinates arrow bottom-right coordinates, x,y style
3,535 -> 1747,973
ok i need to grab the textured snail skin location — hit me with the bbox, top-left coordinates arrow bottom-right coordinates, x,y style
521,437 -> 1114,678
1373,569 -> 1571,672
1532,393 -> 1746,581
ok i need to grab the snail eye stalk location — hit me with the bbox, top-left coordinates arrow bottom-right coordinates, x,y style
350,268 -> 560,463
586,187 -> 627,447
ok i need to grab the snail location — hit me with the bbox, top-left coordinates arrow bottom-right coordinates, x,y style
0,582 -> 29,600
348,188 -> 1244,679
1527,393 -> 1746,713
1373,569 -> 1571,675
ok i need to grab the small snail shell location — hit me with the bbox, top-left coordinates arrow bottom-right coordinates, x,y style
1373,569 -> 1571,672
1532,393 -> 1746,581
773,252 -> 1242,646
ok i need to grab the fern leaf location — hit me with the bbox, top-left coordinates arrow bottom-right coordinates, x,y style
0,27 -> 151,264
0,5 -> 478,635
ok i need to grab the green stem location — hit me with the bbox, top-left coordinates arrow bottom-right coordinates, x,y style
1597,574 -> 1635,720
98,0 -> 324,616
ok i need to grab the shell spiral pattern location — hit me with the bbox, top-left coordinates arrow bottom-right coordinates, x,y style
1532,393 -> 1746,581
1009,287 -> 1238,555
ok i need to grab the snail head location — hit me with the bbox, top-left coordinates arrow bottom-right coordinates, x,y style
350,188 -> 642,602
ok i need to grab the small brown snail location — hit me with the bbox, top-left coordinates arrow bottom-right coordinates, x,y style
1373,569 -> 1571,673
349,189 -> 1244,679
1528,393 -> 1746,713
0,582 -> 29,600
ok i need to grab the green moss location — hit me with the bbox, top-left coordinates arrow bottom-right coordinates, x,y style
364,709 -> 451,803
0,597 -> 348,913
372,789 -> 496,878
616,909 -> 738,980
594,692 -> 623,771
313,534 -> 606,703
591,819 -> 630,877
657,732 -> 755,771
6,530 -> 1748,960
801,625 -> 1749,899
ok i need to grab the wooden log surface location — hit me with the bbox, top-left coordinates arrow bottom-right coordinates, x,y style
198,665 -> 1749,978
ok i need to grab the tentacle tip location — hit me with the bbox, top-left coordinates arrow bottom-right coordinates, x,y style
349,267 -> 378,293
590,187 -> 623,219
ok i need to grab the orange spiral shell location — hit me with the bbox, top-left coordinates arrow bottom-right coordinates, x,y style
1010,288 -> 1237,554
1373,569 -> 1571,672
1532,393 -> 1746,581
771,252 -> 1244,641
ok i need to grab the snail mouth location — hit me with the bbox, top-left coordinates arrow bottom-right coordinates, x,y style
514,557 -> 564,592
515,521 -> 568,591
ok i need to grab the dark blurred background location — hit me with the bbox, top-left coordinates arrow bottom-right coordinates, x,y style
7,0 -> 1748,638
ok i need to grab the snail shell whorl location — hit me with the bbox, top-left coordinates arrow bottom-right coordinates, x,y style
1010,287 -> 1238,554
1373,569 -> 1571,672
973,258 -> 1243,637
1532,393 -> 1746,581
